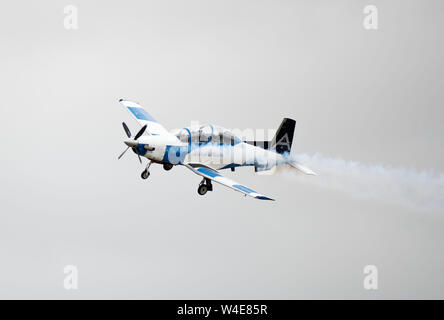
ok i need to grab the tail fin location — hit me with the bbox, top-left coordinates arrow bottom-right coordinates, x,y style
243,118 -> 296,154
270,118 -> 296,154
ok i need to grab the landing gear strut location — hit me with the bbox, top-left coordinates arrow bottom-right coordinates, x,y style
141,161 -> 152,180
197,178 -> 213,196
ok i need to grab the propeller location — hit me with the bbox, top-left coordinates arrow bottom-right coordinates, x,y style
118,122 -> 148,163
118,146 -> 130,160
134,124 -> 147,140
122,122 -> 131,138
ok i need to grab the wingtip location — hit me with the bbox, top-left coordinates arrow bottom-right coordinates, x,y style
256,196 -> 275,201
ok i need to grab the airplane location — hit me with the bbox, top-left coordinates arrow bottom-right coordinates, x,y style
117,99 -> 316,201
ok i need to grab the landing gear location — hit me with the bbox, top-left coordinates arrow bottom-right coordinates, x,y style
198,184 -> 208,195
141,161 -> 152,180
141,170 -> 150,179
197,178 -> 213,196
163,163 -> 173,171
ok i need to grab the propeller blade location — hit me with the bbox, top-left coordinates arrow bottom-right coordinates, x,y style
122,122 -> 131,138
134,124 -> 147,140
133,147 -> 142,164
118,146 -> 130,160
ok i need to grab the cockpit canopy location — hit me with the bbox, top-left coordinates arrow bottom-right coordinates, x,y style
176,124 -> 242,145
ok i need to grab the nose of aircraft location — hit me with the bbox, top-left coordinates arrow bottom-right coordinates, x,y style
124,139 -> 138,147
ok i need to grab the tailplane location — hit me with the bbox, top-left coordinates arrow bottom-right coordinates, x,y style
289,161 -> 317,175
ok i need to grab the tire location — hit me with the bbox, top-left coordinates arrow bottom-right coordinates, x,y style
141,170 -> 150,179
198,184 -> 208,195
163,163 -> 173,171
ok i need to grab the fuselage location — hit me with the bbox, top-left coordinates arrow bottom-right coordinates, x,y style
134,124 -> 286,171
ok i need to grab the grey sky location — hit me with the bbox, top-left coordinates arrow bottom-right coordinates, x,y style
0,0 -> 443,298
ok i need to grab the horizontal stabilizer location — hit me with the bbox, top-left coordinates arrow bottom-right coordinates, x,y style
289,162 -> 317,175
244,140 -> 270,149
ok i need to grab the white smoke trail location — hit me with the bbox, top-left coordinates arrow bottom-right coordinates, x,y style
284,153 -> 444,212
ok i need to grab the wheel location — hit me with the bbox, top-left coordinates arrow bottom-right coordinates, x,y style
198,184 -> 208,195
141,170 -> 150,179
163,163 -> 173,171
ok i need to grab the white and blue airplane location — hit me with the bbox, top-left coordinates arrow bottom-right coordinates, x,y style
117,99 -> 316,201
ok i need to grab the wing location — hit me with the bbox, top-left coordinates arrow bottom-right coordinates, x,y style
119,99 -> 170,135
185,163 -> 275,201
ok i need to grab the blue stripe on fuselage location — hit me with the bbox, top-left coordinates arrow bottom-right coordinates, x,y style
162,145 -> 189,164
